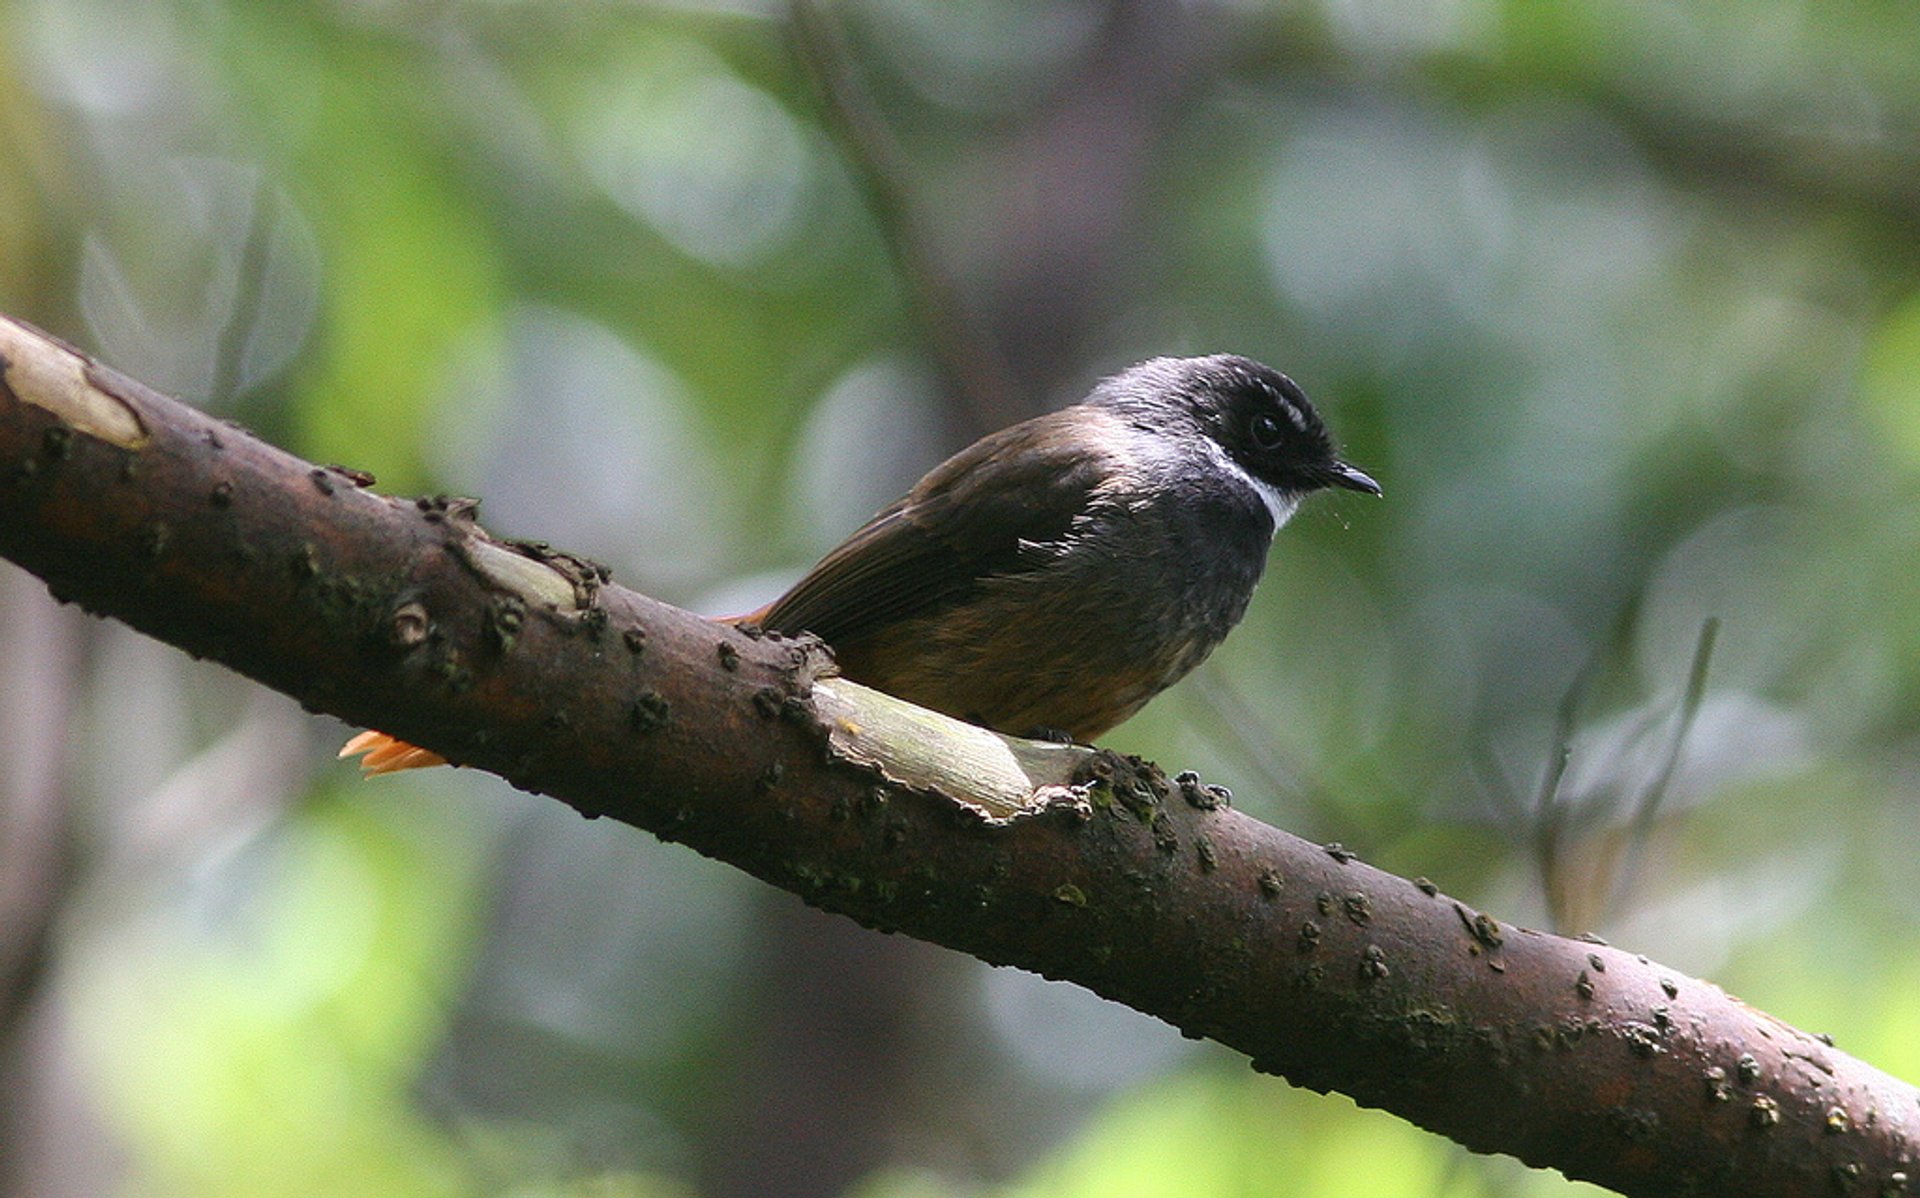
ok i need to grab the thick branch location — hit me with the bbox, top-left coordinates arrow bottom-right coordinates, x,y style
0,314 -> 1913,1197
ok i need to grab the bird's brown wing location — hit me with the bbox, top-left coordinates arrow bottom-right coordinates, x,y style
754,409 -> 1119,648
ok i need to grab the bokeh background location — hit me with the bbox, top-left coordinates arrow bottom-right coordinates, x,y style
3,2 -> 1920,1195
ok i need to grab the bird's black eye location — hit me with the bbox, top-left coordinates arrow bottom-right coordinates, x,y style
1249,410 -> 1286,450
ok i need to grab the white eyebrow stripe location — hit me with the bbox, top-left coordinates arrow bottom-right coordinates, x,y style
1253,376 -> 1309,431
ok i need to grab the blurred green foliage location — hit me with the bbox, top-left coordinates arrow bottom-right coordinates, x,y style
2,0 -> 1918,1195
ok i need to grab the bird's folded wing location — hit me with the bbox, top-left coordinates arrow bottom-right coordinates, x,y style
755,410 -> 1119,645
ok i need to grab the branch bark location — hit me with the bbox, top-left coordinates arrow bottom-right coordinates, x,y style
0,313 -> 1914,1197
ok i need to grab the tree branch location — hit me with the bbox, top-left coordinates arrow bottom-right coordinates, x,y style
0,313 -> 1913,1197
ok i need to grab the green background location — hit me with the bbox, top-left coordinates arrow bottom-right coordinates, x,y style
2,2 -> 1917,1195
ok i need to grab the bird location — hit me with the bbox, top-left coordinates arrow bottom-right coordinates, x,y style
342,354 -> 1378,774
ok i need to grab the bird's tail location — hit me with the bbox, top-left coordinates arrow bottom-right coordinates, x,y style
338,730 -> 447,776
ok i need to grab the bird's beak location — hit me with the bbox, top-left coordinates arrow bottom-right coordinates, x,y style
1326,461 -> 1382,496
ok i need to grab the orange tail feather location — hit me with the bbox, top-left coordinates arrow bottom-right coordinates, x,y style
339,730 -> 447,776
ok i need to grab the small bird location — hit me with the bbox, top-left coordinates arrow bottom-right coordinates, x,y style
343,354 -> 1377,773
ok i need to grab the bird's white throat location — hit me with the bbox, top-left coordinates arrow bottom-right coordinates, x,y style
1205,438 -> 1300,534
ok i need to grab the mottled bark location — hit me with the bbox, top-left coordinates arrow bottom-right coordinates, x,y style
0,314 -> 1913,1197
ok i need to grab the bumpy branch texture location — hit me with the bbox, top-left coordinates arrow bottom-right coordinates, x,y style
0,314 -> 1914,1198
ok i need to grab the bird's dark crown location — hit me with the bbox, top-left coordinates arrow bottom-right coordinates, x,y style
1089,354 -> 1374,498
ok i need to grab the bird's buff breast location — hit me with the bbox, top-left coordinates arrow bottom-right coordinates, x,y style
835,539 -> 1261,741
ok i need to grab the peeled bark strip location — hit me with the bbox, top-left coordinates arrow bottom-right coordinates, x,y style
0,313 -> 1913,1197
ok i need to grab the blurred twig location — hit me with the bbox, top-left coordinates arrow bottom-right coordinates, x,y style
208,171 -> 275,409
784,0 -> 1021,432
1514,616 -> 1719,932
1186,665 -> 1332,817
1531,650 -> 1594,932
1603,616 -> 1720,921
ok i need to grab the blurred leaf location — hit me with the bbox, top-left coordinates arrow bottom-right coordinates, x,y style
993,1067 -> 1612,1198
68,790 -> 491,1197
293,147 -> 501,491
1863,288 -> 1920,473
208,7 -> 507,489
